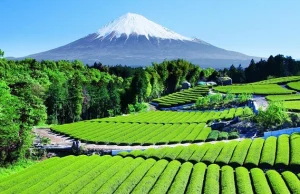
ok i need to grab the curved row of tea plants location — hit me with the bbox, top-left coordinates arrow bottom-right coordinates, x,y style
152,86 -> 209,107
1,155 -> 299,194
266,94 -> 300,101
214,84 -> 295,95
282,101 -> 300,112
95,107 -> 253,124
252,76 -> 300,85
118,133 -> 300,169
287,81 -> 300,91
52,122 -> 217,145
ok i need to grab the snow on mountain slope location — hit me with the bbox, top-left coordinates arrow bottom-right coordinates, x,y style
24,12 -> 260,67
96,13 -> 193,41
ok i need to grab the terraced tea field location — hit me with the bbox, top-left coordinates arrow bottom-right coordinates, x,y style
287,81 -> 300,91
52,122 -> 213,145
282,101 -> 300,112
252,76 -> 300,85
152,86 -> 209,107
51,108 -> 252,145
214,84 -> 295,95
266,94 -> 300,101
1,155 -> 299,194
96,107 -> 252,123
118,133 -> 300,169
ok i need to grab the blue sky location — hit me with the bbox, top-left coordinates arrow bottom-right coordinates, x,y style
1,0 -> 300,59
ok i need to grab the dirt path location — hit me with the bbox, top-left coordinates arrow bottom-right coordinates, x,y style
34,128 -> 243,151
34,128 -> 73,146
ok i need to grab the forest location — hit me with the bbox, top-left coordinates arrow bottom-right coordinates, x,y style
0,57 -> 212,163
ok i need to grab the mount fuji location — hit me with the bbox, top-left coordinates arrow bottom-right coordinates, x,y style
25,13 -> 259,67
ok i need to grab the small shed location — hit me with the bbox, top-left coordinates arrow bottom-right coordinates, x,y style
217,77 -> 232,85
206,81 -> 217,86
181,81 -> 191,89
197,81 -> 206,86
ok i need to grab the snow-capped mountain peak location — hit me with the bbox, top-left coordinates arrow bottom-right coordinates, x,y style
96,12 -> 193,41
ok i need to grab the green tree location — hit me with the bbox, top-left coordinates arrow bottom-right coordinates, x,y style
0,49 -> 4,58
130,69 -> 148,103
255,102 -> 290,131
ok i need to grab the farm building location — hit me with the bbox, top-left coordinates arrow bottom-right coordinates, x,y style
181,81 -> 191,89
217,77 -> 232,85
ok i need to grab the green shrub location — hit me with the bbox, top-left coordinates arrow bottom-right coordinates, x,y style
131,160 -> 169,194
128,150 -> 144,158
235,107 -> 244,117
224,92 -> 235,102
290,133 -> 300,168
149,160 -> 181,194
221,166 -> 236,194
203,164 -> 220,194
194,127 -> 211,142
206,130 -> 220,142
238,93 -> 252,103
266,170 -> 290,194
228,131 -> 239,139
196,97 -> 210,108
255,102 -> 290,129
176,144 -> 198,162
259,136 -> 277,168
229,139 -> 252,167
281,171 -> 300,194
163,146 -> 185,161
244,138 -> 265,168
242,106 -> 254,117
186,162 -> 207,194
96,158 -> 145,194
117,151 -> 129,157
114,158 -> 156,194
275,134 -> 289,168
189,144 -> 212,163
60,156 -> 117,193
168,162 -> 193,194
217,132 -> 228,140
202,142 -> 225,164
215,141 -> 238,165
235,167 -> 254,194
250,168 -> 272,194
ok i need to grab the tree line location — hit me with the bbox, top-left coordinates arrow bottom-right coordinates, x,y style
219,55 -> 300,83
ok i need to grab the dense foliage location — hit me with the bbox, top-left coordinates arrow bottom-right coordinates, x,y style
219,55 -> 300,83
0,57 -> 213,164
255,102 -> 290,130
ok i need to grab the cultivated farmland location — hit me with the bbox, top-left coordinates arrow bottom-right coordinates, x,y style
51,108 -> 252,145
251,76 -> 300,85
0,155 -> 299,194
118,133 -> 300,169
266,94 -> 300,101
152,86 -> 209,107
214,84 -> 295,95
95,107 -> 252,123
53,122 -> 213,145
282,101 -> 300,112
287,81 -> 300,91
